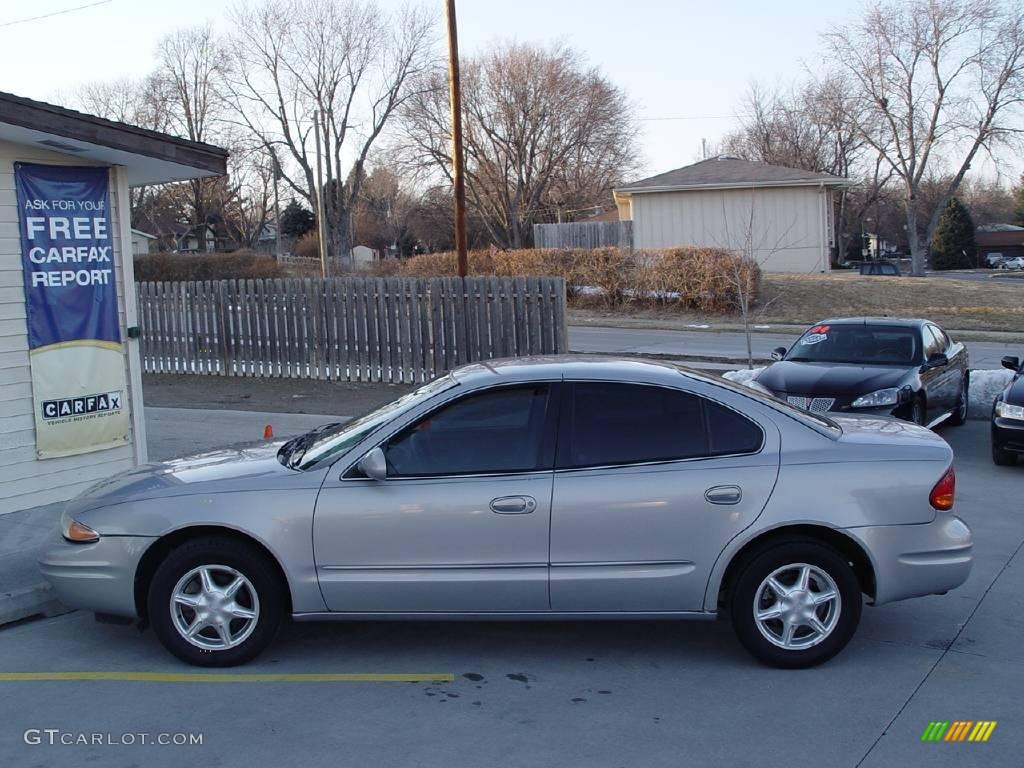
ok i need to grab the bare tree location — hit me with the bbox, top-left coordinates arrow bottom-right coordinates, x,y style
154,24 -> 232,230
223,0 -> 435,268
824,0 -> 1024,275
217,140 -> 276,249
399,42 -> 639,248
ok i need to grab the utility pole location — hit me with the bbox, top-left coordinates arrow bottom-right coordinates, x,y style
445,0 -> 468,277
313,110 -> 329,279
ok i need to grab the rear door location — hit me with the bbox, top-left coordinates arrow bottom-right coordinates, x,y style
549,381 -> 780,612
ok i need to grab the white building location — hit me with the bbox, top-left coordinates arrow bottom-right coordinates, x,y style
130,229 -> 156,256
0,92 -> 227,514
614,157 -> 850,273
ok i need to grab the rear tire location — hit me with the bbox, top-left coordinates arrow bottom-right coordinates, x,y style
993,442 -> 1016,466
148,537 -> 284,667
729,540 -> 862,669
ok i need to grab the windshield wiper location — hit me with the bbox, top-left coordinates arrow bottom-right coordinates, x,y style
280,422 -> 343,469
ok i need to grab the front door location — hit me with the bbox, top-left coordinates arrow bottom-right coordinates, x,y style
313,383 -> 557,612
549,382 -> 780,612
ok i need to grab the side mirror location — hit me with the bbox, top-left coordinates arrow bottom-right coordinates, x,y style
922,352 -> 948,370
1002,355 -> 1021,372
771,347 -> 787,362
356,447 -> 388,481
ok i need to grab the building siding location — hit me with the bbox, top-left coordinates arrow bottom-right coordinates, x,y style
0,140 -> 138,514
630,185 -> 832,273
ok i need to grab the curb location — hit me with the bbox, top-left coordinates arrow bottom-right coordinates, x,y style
0,582 -> 71,628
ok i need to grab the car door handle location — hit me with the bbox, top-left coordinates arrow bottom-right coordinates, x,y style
705,485 -> 742,505
490,496 -> 536,514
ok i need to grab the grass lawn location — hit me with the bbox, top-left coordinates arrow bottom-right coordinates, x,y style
758,273 -> 1024,332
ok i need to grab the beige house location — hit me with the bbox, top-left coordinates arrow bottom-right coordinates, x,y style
614,157 -> 850,272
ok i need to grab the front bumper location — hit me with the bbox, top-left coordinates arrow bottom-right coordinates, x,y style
846,513 -> 972,606
38,531 -> 156,619
992,416 -> 1024,453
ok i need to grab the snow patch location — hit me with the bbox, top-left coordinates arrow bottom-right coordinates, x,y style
722,367 -> 767,387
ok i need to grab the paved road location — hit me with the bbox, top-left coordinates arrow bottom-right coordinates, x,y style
569,326 -> 1019,369
927,270 -> 1024,285
1,421 -> 1020,768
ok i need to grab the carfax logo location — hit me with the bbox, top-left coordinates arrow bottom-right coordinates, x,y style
921,721 -> 997,742
41,391 -> 123,420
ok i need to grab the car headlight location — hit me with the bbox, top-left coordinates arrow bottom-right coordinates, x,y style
995,401 -> 1024,421
61,511 -> 99,543
852,388 -> 900,408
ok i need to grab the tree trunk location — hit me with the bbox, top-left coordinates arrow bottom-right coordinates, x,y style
905,198 -> 925,276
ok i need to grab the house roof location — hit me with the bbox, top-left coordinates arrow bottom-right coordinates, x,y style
977,230 -> 1024,248
0,91 -> 228,186
615,157 -> 849,194
131,229 -> 157,239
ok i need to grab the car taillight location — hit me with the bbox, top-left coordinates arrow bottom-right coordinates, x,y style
929,466 -> 956,511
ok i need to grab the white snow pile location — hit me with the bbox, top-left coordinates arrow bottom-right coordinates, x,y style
721,366 -> 1014,420
968,369 -> 1014,418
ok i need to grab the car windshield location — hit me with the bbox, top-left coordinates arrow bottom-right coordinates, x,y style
278,375 -> 458,470
786,324 -> 920,366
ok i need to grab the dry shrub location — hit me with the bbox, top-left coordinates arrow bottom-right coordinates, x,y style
361,246 -> 759,313
293,231 -> 320,260
134,250 -> 284,282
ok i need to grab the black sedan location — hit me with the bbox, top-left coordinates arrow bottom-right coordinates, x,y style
755,318 -> 969,427
992,355 -> 1024,466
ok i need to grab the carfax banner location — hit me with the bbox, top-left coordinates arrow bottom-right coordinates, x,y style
15,162 -> 129,458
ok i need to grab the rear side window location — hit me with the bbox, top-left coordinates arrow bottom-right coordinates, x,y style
558,382 -> 763,469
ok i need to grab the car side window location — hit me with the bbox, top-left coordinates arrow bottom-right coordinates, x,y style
383,385 -> 551,477
557,382 -> 763,469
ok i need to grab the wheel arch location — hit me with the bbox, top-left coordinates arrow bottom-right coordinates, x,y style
710,524 -> 877,612
134,525 -> 293,620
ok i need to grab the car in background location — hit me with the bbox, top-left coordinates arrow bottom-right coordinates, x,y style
997,256 -> 1024,270
985,253 -> 1007,268
992,354 -> 1024,466
859,261 -> 901,276
40,357 -> 973,671
756,318 -> 969,427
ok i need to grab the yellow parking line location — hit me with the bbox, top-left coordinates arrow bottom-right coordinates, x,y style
0,672 -> 453,683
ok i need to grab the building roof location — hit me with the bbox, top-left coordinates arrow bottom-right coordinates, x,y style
0,91 -> 228,186
977,229 -> 1024,248
616,157 -> 849,194
130,229 -> 157,239
978,223 -> 1024,232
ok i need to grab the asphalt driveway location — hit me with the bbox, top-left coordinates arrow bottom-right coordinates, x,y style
0,420 -> 1020,768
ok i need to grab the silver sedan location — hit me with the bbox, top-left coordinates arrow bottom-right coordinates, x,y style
41,357 -> 973,668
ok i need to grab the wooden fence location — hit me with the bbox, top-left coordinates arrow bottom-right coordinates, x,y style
533,220 -> 633,250
136,276 -> 568,384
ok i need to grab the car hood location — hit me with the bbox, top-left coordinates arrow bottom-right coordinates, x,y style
1003,373 -> 1024,405
66,441 -> 315,513
756,361 -> 909,396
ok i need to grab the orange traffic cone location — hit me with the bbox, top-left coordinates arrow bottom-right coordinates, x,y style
264,424 -> 274,439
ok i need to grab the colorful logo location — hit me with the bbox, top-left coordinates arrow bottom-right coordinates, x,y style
921,721 -> 997,742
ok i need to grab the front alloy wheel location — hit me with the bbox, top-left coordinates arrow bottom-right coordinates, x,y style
730,540 -> 861,668
149,537 -> 283,666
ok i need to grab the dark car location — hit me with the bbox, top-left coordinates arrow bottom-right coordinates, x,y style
859,261 -> 901,276
992,355 -> 1024,466
756,318 -> 969,427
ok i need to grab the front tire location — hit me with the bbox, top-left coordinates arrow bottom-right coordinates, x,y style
729,540 -> 862,669
148,537 -> 284,667
993,441 -> 1016,466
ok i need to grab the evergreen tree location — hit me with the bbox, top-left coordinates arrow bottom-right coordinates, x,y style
1013,174 -> 1024,228
930,197 -> 977,270
279,201 -> 316,238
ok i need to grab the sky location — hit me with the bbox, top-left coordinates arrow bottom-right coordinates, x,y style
0,0 -> 1013,183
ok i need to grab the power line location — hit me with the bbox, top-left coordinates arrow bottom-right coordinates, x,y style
0,0 -> 112,29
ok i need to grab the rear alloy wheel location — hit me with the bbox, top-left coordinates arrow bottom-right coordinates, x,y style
730,541 -> 861,668
993,442 -> 1016,466
948,374 -> 969,427
148,537 -> 284,667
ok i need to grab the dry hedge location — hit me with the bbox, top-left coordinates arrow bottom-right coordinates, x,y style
380,247 -> 759,313
134,251 -> 284,282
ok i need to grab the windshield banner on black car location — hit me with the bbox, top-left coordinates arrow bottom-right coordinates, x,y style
15,163 -> 130,459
